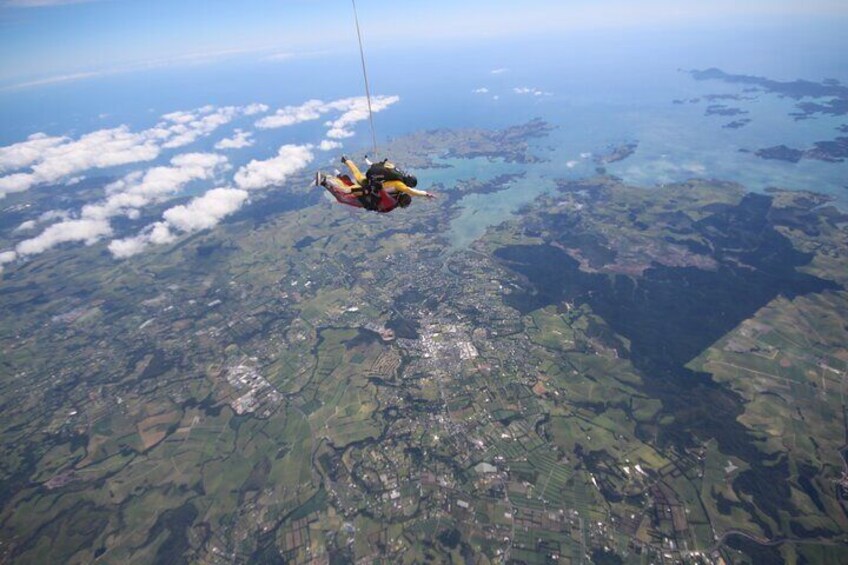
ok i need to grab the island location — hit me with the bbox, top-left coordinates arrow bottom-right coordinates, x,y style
754,137 -> 848,163
705,104 -> 748,117
723,118 -> 752,129
755,144 -> 805,162
690,67 -> 848,119
593,141 -> 639,164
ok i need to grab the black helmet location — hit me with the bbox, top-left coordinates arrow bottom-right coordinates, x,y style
402,174 -> 418,188
397,193 -> 412,207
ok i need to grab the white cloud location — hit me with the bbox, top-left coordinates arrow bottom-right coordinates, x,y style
0,71 -> 102,91
163,187 -> 248,232
107,235 -> 151,259
160,105 -> 266,149
0,173 -> 38,197
109,188 -> 248,258
1,94 -> 400,262
39,209 -> 70,222
0,102 -> 266,198
16,218 -> 112,256
513,86 -> 553,96
472,87 -> 489,94
14,220 -> 36,232
255,99 -> 328,129
147,221 -> 177,244
325,95 -> 400,139
256,95 -> 400,140
80,152 -> 228,221
108,221 -> 176,258
109,145 -> 299,258
0,250 -> 16,274
319,139 -> 342,151
243,103 -> 269,116
0,133 -> 68,174
12,151 -> 227,259
490,68 -> 509,74
233,144 -> 314,190
0,126 -> 158,197
214,129 -> 254,150
35,126 -> 160,177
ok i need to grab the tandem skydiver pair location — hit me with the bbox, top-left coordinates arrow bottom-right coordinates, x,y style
317,155 -> 435,214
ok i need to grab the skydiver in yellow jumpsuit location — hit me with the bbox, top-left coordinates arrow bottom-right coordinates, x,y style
341,156 -> 435,201
317,156 -> 435,213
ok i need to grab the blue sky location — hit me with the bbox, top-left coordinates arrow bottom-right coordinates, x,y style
2,0 -> 847,89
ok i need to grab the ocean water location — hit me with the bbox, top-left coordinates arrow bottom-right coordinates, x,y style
410,24 -> 848,245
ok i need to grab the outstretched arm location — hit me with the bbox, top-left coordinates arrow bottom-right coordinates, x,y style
384,180 -> 435,198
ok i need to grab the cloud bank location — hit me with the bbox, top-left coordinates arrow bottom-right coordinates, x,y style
80,152 -> 229,222
256,95 -> 400,141
108,188 -> 249,258
110,142 -> 314,258
16,218 -> 112,256
325,96 -> 400,139
107,222 -> 176,259
214,129 -> 254,150
0,103 -> 267,199
12,152 -> 228,259
164,187 -> 248,232
233,144 -> 314,190
1,92 -> 400,266
0,133 -> 68,174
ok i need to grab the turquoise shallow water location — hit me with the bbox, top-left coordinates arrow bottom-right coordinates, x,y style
424,157 -> 523,189
437,63 -> 848,248
529,68 -> 848,201
449,169 -> 557,249
419,157 -> 530,248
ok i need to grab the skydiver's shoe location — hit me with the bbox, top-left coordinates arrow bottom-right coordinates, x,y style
340,155 -> 349,164
315,172 -> 326,187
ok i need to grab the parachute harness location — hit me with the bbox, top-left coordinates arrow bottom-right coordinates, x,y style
351,0 -> 378,157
